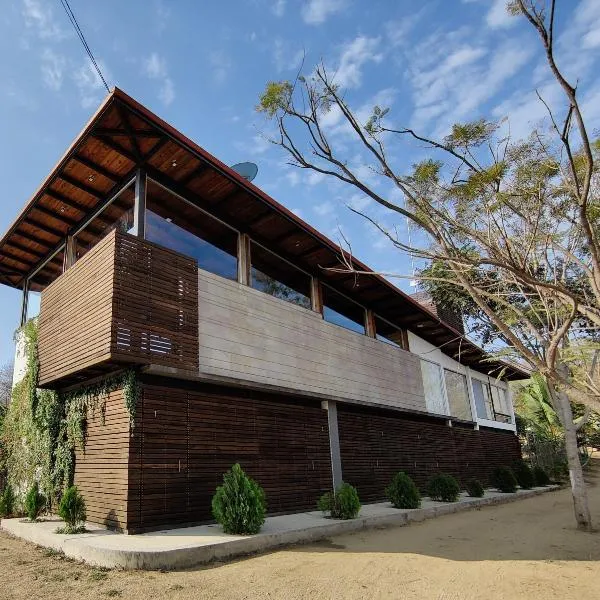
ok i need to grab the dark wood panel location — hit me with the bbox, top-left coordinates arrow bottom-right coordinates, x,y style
337,404 -> 521,502
127,382 -> 332,532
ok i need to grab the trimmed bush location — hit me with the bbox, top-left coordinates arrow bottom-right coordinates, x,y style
211,463 -> 266,535
317,483 -> 361,519
533,466 -> 550,486
25,482 -> 45,521
0,485 -> 15,518
491,466 -> 518,493
465,478 -> 485,498
58,486 -> 87,533
427,474 -> 460,502
385,472 -> 421,509
513,461 -> 535,489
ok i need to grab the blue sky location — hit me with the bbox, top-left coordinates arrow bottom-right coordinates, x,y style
1,0 -> 600,365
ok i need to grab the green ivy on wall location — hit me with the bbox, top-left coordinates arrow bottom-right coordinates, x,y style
0,319 -> 139,508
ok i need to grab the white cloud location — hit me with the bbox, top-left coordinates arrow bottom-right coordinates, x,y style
302,0 -> 347,25
385,7 -> 427,48
486,0 -> 515,29
209,50 -> 232,85
346,193 -> 371,212
313,199 -> 336,216
73,58 -> 111,108
332,35 -> 382,88
272,0 -> 286,17
285,171 -> 301,186
235,133 -> 272,156
22,0 -> 67,40
143,52 -> 175,106
40,48 -> 65,91
273,38 -> 304,72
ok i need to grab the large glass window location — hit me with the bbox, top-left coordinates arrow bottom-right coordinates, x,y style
251,242 -> 311,309
420,359 -> 448,415
374,315 -> 405,348
444,369 -> 472,421
490,385 -> 512,423
145,179 -> 238,280
322,286 -> 365,334
472,379 -> 493,420
74,182 -> 135,261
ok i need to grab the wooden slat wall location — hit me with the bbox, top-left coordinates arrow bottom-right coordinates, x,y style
38,230 -> 199,386
127,380 -> 332,533
111,232 -> 198,370
337,404 -> 521,502
38,233 -> 116,385
74,388 -> 130,530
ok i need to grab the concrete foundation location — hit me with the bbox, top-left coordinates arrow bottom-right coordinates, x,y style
1,486 -> 558,570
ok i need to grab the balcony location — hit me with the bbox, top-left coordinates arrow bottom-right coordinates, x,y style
37,229 -> 198,387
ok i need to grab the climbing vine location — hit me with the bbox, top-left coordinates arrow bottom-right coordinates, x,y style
0,319 -> 140,509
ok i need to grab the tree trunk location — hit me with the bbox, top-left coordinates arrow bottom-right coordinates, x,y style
555,389 -> 593,531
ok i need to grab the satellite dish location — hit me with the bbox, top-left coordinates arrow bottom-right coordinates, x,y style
231,162 -> 258,182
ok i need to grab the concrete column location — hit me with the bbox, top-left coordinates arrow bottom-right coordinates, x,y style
132,168 -> 147,238
322,400 -> 343,490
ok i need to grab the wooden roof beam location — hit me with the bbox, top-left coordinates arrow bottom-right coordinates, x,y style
4,240 -> 45,259
94,127 -> 161,139
22,218 -> 65,239
115,103 -> 143,163
58,173 -> 104,200
71,154 -> 120,182
93,134 -> 139,164
179,163 -> 208,186
31,204 -> 78,226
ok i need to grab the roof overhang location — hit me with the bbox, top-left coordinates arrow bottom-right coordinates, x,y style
0,87 -> 529,381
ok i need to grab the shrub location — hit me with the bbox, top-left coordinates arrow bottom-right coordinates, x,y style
465,478 -> 485,498
0,485 -> 15,518
58,486 -> 87,533
25,482 -> 45,521
491,466 -> 518,493
211,463 -> 266,535
427,474 -> 460,502
512,461 -> 535,489
385,472 -> 421,509
532,466 -> 550,486
317,483 -> 361,519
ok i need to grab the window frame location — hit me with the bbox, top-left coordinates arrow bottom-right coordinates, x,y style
321,283 -> 367,335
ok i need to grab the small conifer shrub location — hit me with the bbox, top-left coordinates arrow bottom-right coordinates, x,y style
427,474 -> 461,502
532,466 -> 550,486
317,483 -> 361,519
212,463 -> 266,535
512,461 -> 535,489
57,486 -> 87,534
491,466 -> 518,493
25,482 -> 45,522
385,472 -> 421,509
465,478 -> 485,498
0,485 -> 15,518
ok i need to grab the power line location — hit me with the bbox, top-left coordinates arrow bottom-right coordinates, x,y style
59,0 -> 110,94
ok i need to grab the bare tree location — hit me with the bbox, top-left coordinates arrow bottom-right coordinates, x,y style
0,363 -> 13,408
258,0 -> 599,530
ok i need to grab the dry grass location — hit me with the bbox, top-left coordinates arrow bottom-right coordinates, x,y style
1,462 -> 600,599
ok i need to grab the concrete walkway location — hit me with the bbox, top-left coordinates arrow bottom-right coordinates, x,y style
1,486 -> 558,570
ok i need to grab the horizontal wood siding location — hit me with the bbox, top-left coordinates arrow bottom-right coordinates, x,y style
197,270 -> 426,412
38,230 -> 199,386
337,404 -> 521,502
112,233 -> 198,369
128,380 -> 332,532
38,233 -> 115,385
74,388 -> 130,530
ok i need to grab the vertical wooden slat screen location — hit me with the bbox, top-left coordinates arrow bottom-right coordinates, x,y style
38,230 -> 199,386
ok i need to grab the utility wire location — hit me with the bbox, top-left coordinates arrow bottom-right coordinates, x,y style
59,0 -> 110,93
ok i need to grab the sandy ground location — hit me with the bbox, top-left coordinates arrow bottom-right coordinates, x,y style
1,465 -> 600,600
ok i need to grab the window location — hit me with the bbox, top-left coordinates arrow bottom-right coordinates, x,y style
374,315 -> 405,348
322,286 -> 365,334
250,242 -> 311,309
420,359 -> 448,415
490,385 -> 512,423
444,369 -> 472,421
145,179 -> 238,280
75,182 -> 135,261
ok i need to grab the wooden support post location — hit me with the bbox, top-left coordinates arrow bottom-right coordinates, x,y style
20,279 -> 30,326
64,235 -> 76,270
310,277 -> 323,314
237,233 -> 251,285
132,168 -> 147,238
365,309 -> 376,338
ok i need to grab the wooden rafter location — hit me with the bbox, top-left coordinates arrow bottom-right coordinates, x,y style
71,154 -> 119,182
58,173 -> 103,200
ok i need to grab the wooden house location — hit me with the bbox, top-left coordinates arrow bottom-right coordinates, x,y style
0,89 -> 526,533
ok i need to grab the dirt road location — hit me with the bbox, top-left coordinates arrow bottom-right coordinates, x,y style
1,467 -> 599,599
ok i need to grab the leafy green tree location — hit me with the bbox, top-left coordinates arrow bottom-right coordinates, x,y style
257,0 -> 599,530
